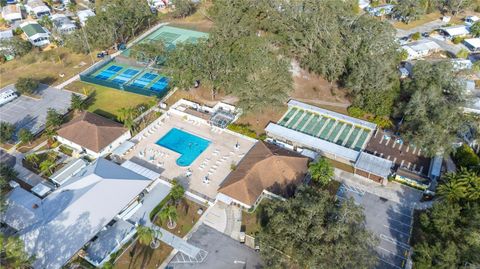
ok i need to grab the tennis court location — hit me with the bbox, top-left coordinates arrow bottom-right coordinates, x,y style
82,61 -> 170,97
278,106 -> 373,151
81,26 -> 207,97
122,25 -> 209,57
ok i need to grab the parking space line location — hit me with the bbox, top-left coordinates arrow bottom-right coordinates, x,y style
377,257 -> 403,269
377,246 -> 408,261
391,209 -> 413,219
387,217 -> 412,228
380,234 -> 411,250
384,224 -> 411,237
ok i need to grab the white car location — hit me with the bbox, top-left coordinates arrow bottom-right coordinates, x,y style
0,88 -> 18,106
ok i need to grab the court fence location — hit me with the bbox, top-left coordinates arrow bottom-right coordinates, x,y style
80,62 -> 170,97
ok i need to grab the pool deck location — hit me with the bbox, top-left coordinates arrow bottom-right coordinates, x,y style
124,113 -> 256,200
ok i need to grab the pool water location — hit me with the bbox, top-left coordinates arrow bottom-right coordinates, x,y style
156,128 -> 211,166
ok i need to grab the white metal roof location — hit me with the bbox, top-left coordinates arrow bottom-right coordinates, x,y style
287,99 -> 377,130
464,38 -> 480,49
85,219 -> 135,265
49,158 -> 87,185
121,159 -> 160,180
31,182 -> 52,197
1,187 -> 41,231
18,158 -> 151,269
442,25 -> 469,36
429,155 -> 443,178
77,9 -> 95,25
354,152 -> 393,178
111,140 -> 136,156
265,123 -> 360,162
407,40 -> 441,52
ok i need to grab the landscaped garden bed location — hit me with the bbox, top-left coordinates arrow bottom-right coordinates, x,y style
58,145 -> 74,156
153,198 -> 204,237
23,151 -> 59,176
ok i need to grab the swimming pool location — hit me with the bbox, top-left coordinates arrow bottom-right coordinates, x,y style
156,128 -> 211,166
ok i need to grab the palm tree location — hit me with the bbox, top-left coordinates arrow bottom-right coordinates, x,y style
1,234 -> 33,268
43,127 -> 57,144
159,205 -> 178,229
117,107 -> 136,132
18,128 -> 34,145
39,159 -> 55,175
437,170 -> 469,202
170,180 -> 185,205
136,225 -> 161,248
25,154 -> 40,168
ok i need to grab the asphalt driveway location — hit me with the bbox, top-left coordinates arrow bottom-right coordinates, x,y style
337,184 -> 413,269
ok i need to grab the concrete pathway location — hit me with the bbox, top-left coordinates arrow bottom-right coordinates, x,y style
334,168 -> 423,207
202,202 -> 228,233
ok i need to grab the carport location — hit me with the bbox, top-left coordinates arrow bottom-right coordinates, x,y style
354,152 -> 393,183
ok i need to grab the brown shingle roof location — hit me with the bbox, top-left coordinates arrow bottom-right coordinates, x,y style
57,112 -> 128,153
218,141 -> 309,206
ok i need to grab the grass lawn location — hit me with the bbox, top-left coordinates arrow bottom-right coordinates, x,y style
114,242 -> 173,269
392,12 -> 463,30
327,158 -> 355,174
153,198 -> 205,237
0,47 -> 96,88
65,81 -> 154,121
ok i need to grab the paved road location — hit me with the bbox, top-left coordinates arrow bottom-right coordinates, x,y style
394,19 -> 445,37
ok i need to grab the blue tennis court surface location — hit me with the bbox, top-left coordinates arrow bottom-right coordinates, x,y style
150,77 -> 169,92
95,65 -> 124,80
86,62 -> 171,96
131,73 -> 158,88
112,69 -> 139,84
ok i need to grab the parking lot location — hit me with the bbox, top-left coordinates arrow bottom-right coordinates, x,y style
337,183 -> 413,269
0,84 -> 72,139
168,224 -> 262,269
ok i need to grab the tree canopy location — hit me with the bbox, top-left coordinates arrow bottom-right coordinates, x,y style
0,37 -> 32,57
70,94 -> 86,112
15,77 -> 39,95
66,0 -> 155,51
257,186 -> 378,268
0,122 -> 15,144
396,61 -> 467,156
308,158 -> 334,187
45,108 -> 63,129
165,28 -> 292,111
0,233 -> 33,269
413,169 -> 480,268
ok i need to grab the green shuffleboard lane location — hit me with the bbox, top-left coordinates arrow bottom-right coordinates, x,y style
295,112 -> 313,131
335,124 -> 352,145
344,127 -> 361,148
286,110 -> 304,129
318,119 -> 335,139
279,107 -> 297,126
